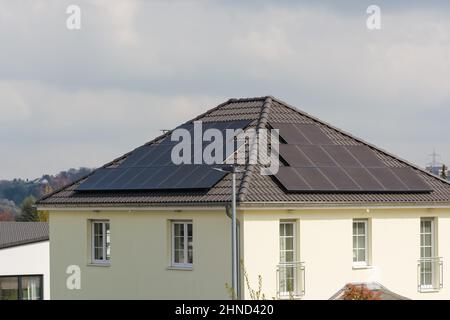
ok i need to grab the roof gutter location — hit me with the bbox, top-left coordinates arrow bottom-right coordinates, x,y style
238,201 -> 450,210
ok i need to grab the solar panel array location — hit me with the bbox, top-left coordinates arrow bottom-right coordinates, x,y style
271,122 -> 432,193
76,120 -> 251,191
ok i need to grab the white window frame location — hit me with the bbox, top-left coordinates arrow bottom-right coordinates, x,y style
420,218 -> 435,289
171,221 -> 193,268
353,219 -> 369,267
279,221 -> 296,296
91,220 -> 110,265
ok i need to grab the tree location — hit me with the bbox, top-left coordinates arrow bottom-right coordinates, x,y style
37,210 -> 49,222
0,210 -> 14,221
17,196 -> 38,222
342,284 -> 381,300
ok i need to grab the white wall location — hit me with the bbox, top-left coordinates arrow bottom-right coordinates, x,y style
49,206 -> 450,300
0,241 -> 50,300
241,207 -> 450,300
50,210 -> 231,300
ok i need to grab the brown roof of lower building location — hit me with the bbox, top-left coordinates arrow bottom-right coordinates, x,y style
0,222 -> 49,249
37,96 -> 450,208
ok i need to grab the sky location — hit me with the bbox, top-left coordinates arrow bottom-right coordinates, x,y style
0,0 -> 449,180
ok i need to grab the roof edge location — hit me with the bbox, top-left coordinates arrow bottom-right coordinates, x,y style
0,237 -> 49,250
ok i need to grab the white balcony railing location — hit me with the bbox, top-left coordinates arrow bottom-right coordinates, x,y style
418,257 -> 443,292
276,261 -> 305,299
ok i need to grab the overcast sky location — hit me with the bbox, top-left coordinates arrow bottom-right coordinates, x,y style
0,0 -> 449,179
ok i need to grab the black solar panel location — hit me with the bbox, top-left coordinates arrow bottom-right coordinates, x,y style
270,123 -> 310,144
322,145 -> 360,167
274,167 -> 311,191
391,167 -> 431,191
77,165 -> 227,191
296,124 -> 333,145
279,145 -> 313,167
300,145 -> 336,167
296,167 -> 335,191
76,120 -> 250,191
271,123 -> 332,145
346,145 -> 385,167
367,168 -> 406,191
271,120 -> 432,193
342,167 -> 384,190
320,167 -> 359,191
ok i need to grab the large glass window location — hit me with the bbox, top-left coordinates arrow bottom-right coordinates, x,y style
353,219 -> 368,266
92,220 -> 110,264
0,276 -> 43,300
172,221 -> 193,267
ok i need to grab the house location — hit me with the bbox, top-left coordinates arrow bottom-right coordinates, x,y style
0,222 -> 49,300
37,96 -> 450,300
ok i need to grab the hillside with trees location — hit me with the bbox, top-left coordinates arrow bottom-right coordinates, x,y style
0,167 -> 92,221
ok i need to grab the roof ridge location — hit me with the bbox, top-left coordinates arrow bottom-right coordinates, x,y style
237,96 -> 273,202
271,96 -> 450,187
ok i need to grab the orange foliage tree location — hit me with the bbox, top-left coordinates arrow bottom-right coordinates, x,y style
342,284 -> 381,300
0,210 -> 15,221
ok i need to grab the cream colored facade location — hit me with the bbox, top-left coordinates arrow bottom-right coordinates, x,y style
48,206 -> 450,300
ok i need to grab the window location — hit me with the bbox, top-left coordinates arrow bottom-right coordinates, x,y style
420,218 -> 435,288
0,275 -> 43,300
353,219 -> 369,266
91,220 -> 110,264
171,221 -> 193,268
279,221 -> 296,294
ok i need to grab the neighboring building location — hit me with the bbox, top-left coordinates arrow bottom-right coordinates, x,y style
0,222 -> 49,300
37,96 -> 450,300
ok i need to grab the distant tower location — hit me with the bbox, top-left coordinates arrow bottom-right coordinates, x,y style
426,149 -> 443,176
428,149 -> 441,168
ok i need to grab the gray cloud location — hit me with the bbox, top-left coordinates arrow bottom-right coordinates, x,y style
0,0 -> 449,179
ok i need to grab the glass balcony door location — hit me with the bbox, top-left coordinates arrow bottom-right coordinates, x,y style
279,222 -> 296,295
420,218 -> 435,289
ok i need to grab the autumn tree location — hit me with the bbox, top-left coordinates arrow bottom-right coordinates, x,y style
0,209 -> 15,221
342,284 -> 381,300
